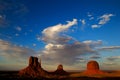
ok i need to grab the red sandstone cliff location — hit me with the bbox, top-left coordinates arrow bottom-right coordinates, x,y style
19,56 -> 48,78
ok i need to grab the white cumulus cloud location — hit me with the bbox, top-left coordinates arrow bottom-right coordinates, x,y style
39,19 -> 102,65
42,19 -> 77,44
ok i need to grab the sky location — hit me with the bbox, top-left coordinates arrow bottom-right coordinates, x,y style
0,0 -> 120,70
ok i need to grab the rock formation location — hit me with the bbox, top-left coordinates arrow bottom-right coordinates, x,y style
19,56 -> 48,78
83,60 -> 105,75
54,64 -> 68,75
87,60 -> 99,71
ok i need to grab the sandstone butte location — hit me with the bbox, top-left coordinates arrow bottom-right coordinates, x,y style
83,60 -> 106,75
19,56 -> 108,78
19,56 -> 49,78
54,64 -> 68,75
18,56 -> 68,78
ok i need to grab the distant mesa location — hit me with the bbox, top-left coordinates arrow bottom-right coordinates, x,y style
54,64 -> 68,75
83,60 -> 105,75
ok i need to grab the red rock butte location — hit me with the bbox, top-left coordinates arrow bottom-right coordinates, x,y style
19,56 -> 49,78
87,60 -> 99,70
54,64 -> 68,75
83,60 -> 105,75
18,56 -> 68,78
19,56 -> 108,78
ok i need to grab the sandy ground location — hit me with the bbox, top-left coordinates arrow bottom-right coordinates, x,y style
0,71 -> 120,80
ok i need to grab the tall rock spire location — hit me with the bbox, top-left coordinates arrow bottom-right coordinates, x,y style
39,58 -> 41,67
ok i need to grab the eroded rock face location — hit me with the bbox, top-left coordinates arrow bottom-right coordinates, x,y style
28,56 -> 40,67
29,56 -> 33,66
33,57 -> 39,67
83,60 -> 105,75
19,56 -> 48,78
54,64 -> 68,75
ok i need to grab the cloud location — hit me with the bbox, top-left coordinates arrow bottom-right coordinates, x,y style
15,33 -> 19,36
0,14 -> 8,27
82,40 -> 102,47
89,55 -> 101,59
91,13 -> 114,29
0,39 -> 37,69
91,24 -> 100,28
98,14 -> 114,25
106,56 -> 120,61
87,12 -> 92,17
40,42 -> 96,65
33,43 -> 36,47
79,19 -> 86,30
76,58 -> 86,63
36,35 -> 41,41
39,19 -> 102,65
87,12 -> 94,20
0,0 -> 28,27
97,46 -> 120,50
103,62 -> 116,65
89,17 -> 94,20
0,0 -> 28,15
0,33 -> 12,39
42,19 -> 77,44
101,61 -> 120,70
15,26 -> 22,31
80,19 -> 86,25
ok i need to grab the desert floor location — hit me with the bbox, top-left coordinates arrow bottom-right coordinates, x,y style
0,71 -> 120,80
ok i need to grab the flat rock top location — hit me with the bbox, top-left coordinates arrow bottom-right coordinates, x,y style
87,60 -> 99,70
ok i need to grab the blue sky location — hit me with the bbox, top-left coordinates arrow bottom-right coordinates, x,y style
0,0 -> 120,70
